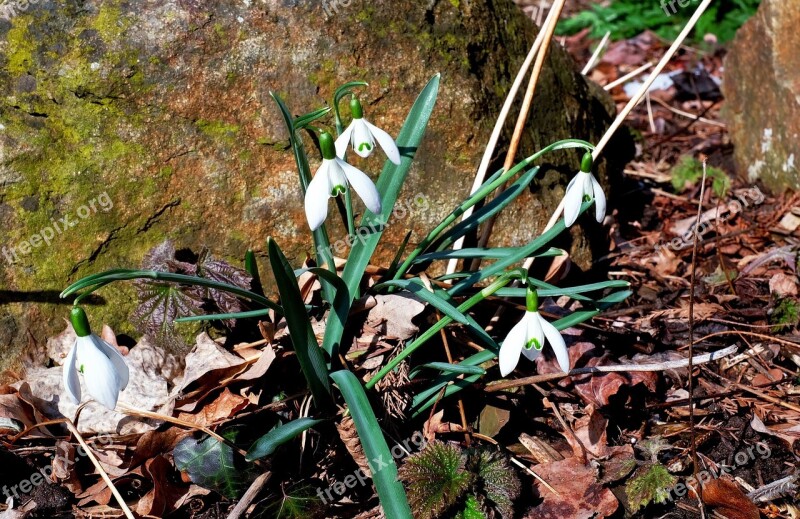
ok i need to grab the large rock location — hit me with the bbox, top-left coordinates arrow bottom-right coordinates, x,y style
722,0 -> 800,191
0,0 -> 619,369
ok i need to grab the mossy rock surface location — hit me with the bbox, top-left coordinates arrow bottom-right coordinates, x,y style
723,0 -> 800,191
0,0 -> 623,369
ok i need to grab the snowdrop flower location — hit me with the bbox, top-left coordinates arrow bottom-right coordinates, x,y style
335,98 -> 401,165
563,151 -> 606,228
498,287 -> 569,376
63,307 -> 129,410
305,131 -> 382,231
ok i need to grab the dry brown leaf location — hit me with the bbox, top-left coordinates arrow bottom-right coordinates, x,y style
571,405 -> 610,458
337,415 -> 371,477
0,391 -> 47,438
527,456 -> 619,519
177,388 -> 250,426
751,414 -> 800,449
537,343 -> 657,407
769,273 -> 798,297
135,455 -> 188,517
702,478 -> 760,519
364,293 -> 426,340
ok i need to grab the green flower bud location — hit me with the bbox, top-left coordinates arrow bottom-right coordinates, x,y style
580,151 -> 593,173
70,307 -> 92,337
350,97 -> 364,119
319,131 -> 337,160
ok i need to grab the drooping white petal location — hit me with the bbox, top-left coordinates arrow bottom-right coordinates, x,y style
335,122 -> 356,159
499,318 -> 528,376
364,120 -> 401,165
62,343 -> 81,405
563,173 -> 587,227
521,313 -> 542,361
338,159 -> 382,214
91,335 -> 130,391
590,174 -> 607,223
539,316 -> 570,373
351,119 -> 376,158
77,336 -> 123,410
327,160 -> 349,192
304,161 -> 333,231
527,311 -> 545,348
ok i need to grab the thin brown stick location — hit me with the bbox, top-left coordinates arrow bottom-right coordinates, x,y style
63,420 -> 135,519
486,345 -> 737,392
226,471 -> 271,519
469,0 -> 567,271
422,272 -> 470,444
687,160 -> 708,513
117,404 -> 252,460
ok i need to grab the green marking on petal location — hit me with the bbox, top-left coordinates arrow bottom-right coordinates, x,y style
79,364 -> 85,374
357,142 -> 372,152
525,338 -> 542,351
331,185 -> 347,196
583,193 -> 592,203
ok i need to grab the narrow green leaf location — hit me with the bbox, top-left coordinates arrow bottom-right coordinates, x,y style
448,200 -> 593,296
244,249 -> 265,297
430,166 -> 539,251
494,280 -> 631,300
409,362 -> 486,379
330,370 -> 413,519
416,247 -> 556,262
246,418 -> 325,461
175,308 -> 271,323
321,74 -> 440,357
270,92 -> 337,304
378,279 -> 469,324
268,239 -> 332,406
410,289 -> 633,415
60,269 -> 282,314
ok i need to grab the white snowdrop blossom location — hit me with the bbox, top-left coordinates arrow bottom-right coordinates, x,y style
305,131 -> 382,231
498,288 -> 570,376
63,307 -> 129,410
335,98 -> 400,165
563,152 -> 606,228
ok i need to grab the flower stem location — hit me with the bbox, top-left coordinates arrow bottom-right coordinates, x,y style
393,139 -> 593,280
365,270 -> 524,389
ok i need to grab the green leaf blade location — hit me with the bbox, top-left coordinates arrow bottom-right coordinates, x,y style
330,370 -> 413,519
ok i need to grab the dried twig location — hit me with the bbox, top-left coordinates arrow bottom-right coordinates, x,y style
603,62 -> 653,91
687,160 -> 708,514
226,471 -> 271,519
581,31 -> 610,75
486,345 -> 737,392
469,0 -> 567,271
63,420 -> 135,519
445,0 -> 565,276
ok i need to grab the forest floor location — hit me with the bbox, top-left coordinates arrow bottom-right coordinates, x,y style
0,2 -> 798,519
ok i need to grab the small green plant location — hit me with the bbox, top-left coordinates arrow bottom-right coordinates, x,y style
771,298 -> 800,331
625,463 -> 677,511
557,0 -> 760,43
399,441 -> 520,519
671,156 -> 730,197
